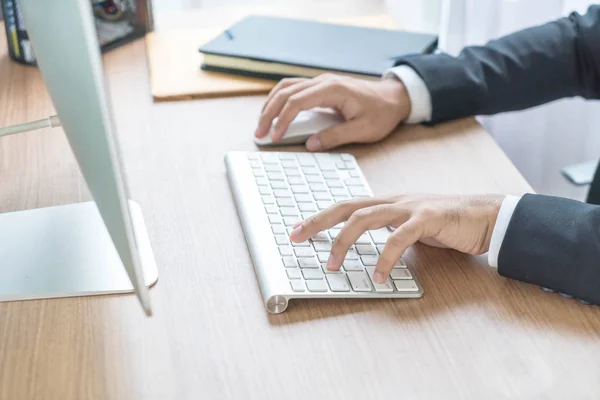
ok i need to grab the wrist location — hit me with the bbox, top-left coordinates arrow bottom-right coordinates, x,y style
483,194 -> 506,252
378,78 -> 411,125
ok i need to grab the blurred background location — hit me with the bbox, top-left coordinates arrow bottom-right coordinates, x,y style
3,0 -> 599,200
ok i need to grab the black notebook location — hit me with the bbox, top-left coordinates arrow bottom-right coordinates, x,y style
199,16 -> 438,81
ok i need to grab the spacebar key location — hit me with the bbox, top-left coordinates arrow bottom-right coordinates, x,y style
346,271 -> 373,292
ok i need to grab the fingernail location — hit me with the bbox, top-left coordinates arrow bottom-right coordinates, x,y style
326,253 -> 339,270
290,225 -> 302,237
292,221 -> 302,229
374,271 -> 385,284
306,136 -> 322,152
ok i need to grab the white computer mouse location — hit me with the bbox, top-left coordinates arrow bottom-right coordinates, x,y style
254,109 -> 344,146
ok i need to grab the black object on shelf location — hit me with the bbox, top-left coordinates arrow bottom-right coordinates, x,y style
1,0 -> 153,66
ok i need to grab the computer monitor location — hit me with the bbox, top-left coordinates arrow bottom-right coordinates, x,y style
19,0 -> 153,314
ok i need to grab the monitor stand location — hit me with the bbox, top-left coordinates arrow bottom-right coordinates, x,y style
0,201 -> 158,302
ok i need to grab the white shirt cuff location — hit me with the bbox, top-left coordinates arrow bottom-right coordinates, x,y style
383,65 -> 432,124
488,195 -> 522,268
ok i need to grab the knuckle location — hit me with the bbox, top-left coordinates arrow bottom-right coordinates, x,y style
416,205 -> 440,220
348,208 -> 372,224
385,233 -> 405,250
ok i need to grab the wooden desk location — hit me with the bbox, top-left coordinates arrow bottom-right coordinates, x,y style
1,6 -> 600,399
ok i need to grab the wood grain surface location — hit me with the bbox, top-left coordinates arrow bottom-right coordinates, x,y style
1,6 -> 600,399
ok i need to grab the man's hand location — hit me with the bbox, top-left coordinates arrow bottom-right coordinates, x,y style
290,194 -> 504,283
254,73 -> 411,151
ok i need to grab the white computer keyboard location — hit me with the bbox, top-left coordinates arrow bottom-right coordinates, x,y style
225,151 -> 423,313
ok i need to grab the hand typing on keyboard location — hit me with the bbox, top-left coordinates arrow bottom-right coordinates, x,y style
254,73 -> 410,151
290,194 -> 504,284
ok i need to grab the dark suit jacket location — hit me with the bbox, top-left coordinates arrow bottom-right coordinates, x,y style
394,6 -> 600,304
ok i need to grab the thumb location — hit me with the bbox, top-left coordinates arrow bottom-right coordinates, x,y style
305,119 -> 363,151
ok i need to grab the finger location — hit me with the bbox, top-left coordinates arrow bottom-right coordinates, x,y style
375,219 -> 423,283
270,81 -> 347,142
327,204 -> 401,271
262,78 -> 307,112
305,118 -> 364,152
290,198 -> 389,243
256,79 -> 320,139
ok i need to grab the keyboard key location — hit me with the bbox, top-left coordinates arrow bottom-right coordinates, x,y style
278,153 -> 296,160
298,157 -> 317,166
321,263 -> 342,274
317,201 -> 334,210
248,153 -> 259,160
394,258 -> 408,269
264,164 -> 281,172
277,198 -> 295,207
284,168 -> 301,176
346,271 -> 373,292
344,160 -> 356,169
303,166 -> 319,175
349,187 -> 369,197
356,234 -> 371,245
291,185 -> 309,193
262,195 -> 275,204
344,178 -> 363,186
306,279 -> 328,292
299,258 -> 319,268
343,260 -> 363,271
313,242 -> 332,251
302,212 -> 316,220
270,181 -> 288,189
274,189 -> 292,198
265,205 -> 279,214
275,235 -> 289,245
356,245 -> 377,255
267,172 -> 285,180
279,246 -> 293,256
317,251 -> 332,263
306,175 -> 323,183
291,240 -> 310,247
365,267 -> 394,292
294,247 -> 315,258
252,168 -> 265,177
272,224 -> 286,234
298,203 -> 317,212
269,215 -> 283,224
361,255 -> 379,266
330,187 -> 349,196
281,159 -> 297,168
282,256 -> 297,268
281,208 -> 299,217
302,269 -> 324,280
393,280 -> 419,292
345,249 -> 359,260
288,176 -> 304,185
334,196 -> 351,203
258,186 -> 271,195
335,160 -> 349,170
311,232 -> 330,242
326,275 -> 350,292
309,183 -> 327,191
322,171 -> 338,179
318,161 -> 336,171
295,193 -> 313,203
283,217 -> 300,226
287,269 -> 302,280
326,179 -> 344,188
376,245 -> 385,254
290,280 -> 305,292
255,177 -> 268,185
329,228 -> 341,239
260,153 -> 279,163
369,228 -> 390,244
390,269 -> 412,280
349,170 -> 361,178
313,193 -> 332,201
340,154 -> 354,161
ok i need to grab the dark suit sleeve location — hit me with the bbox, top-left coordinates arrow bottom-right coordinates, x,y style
393,5 -> 600,124
498,194 -> 600,304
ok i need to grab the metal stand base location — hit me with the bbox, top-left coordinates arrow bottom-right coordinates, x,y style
0,201 -> 158,302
